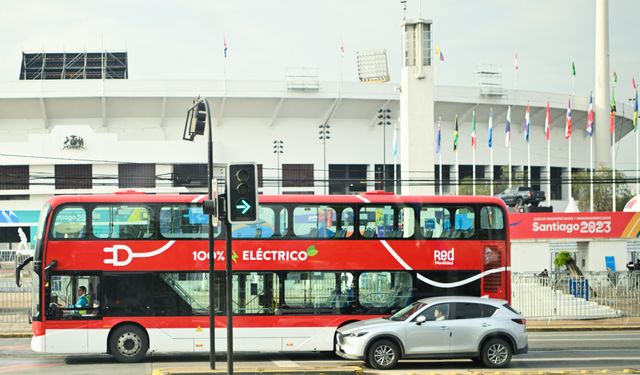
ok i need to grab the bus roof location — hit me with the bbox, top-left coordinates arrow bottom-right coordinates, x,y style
45,190 -> 507,208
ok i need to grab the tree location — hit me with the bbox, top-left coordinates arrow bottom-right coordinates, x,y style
571,165 -> 633,212
553,251 -> 583,277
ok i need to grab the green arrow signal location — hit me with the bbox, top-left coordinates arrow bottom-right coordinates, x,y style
236,199 -> 251,215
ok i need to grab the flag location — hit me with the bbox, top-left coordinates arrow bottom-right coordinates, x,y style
524,104 -> 530,144
392,126 -> 398,156
634,90 -> 638,131
471,111 -> 477,149
571,62 -> 576,76
488,108 -> 493,148
587,93 -> 594,137
224,37 -> 228,58
610,86 -> 617,134
435,45 -> 444,61
340,38 -> 345,57
514,53 -> 519,71
453,115 -> 459,151
505,106 -> 511,147
633,77 -> 637,90
613,71 -> 618,83
545,100 -> 551,141
565,98 -> 572,139
435,117 -> 442,154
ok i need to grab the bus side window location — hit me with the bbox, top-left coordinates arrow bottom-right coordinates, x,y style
419,207 -> 449,239
51,206 -> 86,239
479,206 -> 505,240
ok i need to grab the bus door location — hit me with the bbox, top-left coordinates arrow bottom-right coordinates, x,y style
45,274 -> 101,352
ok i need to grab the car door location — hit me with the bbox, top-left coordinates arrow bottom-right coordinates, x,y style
448,302 -> 498,353
403,303 -> 451,355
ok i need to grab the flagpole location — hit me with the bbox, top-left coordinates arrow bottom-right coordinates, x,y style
455,150 -> 459,196
527,142 -> 531,188
613,125 -> 616,212
507,106 -> 512,188
393,123 -> 398,194
439,153 -> 443,196
548,136 -> 551,207
569,64 -> 575,202
509,145 -> 512,188
472,146 -> 476,196
568,135 -> 572,199
472,110 -> 476,196
490,148 -> 494,196
489,107 -> 494,196
590,135 -> 594,212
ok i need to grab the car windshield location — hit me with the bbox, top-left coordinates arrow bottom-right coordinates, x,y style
388,301 -> 427,321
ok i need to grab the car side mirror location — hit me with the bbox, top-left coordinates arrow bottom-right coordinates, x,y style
416,315 -> 426,325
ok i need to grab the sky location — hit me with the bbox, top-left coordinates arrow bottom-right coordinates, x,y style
1,0 -> 638,101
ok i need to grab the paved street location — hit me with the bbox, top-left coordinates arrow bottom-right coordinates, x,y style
2,331 -> 640,374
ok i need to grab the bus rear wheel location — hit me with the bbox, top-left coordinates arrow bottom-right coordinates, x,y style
109,325 -> 148,363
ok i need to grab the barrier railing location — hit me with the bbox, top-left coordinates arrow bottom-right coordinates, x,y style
0,280 -> 31,323
1,271 -> 639,324
512,272 -> 640,319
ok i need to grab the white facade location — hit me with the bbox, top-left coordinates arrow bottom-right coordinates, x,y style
0,79 -> 637,272
0,79 -> 636,211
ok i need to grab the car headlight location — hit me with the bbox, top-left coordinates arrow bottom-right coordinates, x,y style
344,331 -> 368,338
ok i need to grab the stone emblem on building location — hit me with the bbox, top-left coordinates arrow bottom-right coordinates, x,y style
63,135 -> 85,150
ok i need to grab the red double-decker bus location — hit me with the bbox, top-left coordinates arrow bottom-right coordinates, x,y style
21,191 -> 510,362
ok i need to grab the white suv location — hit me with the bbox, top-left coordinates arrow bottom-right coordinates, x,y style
336,296 -> 528,370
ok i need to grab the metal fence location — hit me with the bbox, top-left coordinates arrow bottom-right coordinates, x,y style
512,271 -> 640,319
0,280 -> 31,323
2,271 -> 640,324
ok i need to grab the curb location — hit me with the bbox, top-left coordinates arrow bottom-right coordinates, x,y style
0,333 -> 32,338
526,326 -> 640,332
152,367 -> 363,375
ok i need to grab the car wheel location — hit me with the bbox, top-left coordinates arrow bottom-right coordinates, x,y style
515,198 -> 523,207
109,325 -> 148,363
367,339 -> 399,370
481,338 -> 512,368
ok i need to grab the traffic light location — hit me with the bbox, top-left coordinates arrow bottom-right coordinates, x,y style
226,163 -> 259,224
190,101 -> 207,136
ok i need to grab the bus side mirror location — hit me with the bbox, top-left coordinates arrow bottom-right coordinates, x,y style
44,259 -> 57,280
15,256 -> 33,287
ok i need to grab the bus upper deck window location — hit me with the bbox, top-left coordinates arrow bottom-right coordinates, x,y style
51,207 -> 86,239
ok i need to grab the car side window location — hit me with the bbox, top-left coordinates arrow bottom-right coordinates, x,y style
453,302 -> 482,319
481,304 -> 498,317
454,302 -> 498,319
416,303 -> 450,322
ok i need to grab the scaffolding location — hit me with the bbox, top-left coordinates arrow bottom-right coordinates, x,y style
20,51 -> 128,80
476,64 -> 503,97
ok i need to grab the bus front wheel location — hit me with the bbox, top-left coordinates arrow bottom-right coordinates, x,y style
109,325 -> 148,363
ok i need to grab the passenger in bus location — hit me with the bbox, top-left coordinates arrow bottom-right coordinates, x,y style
433,212 -> 444,238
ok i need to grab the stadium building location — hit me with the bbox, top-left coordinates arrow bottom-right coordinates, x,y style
0,45 -> 637,272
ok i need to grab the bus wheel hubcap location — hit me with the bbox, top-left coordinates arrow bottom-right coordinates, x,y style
118,332 -> 141,356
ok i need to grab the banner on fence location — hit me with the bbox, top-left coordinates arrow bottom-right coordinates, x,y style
510,212 -> 640,240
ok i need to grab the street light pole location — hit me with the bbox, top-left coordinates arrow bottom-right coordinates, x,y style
204,100 -> 216,371
182,98 -> 216,370
273,140 -> 283,194
377,108 -> 391,191
318,124 -> 330,194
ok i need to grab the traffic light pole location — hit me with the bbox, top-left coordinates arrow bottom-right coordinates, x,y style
205,99 -> 216,370
225,219 -> 234,375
